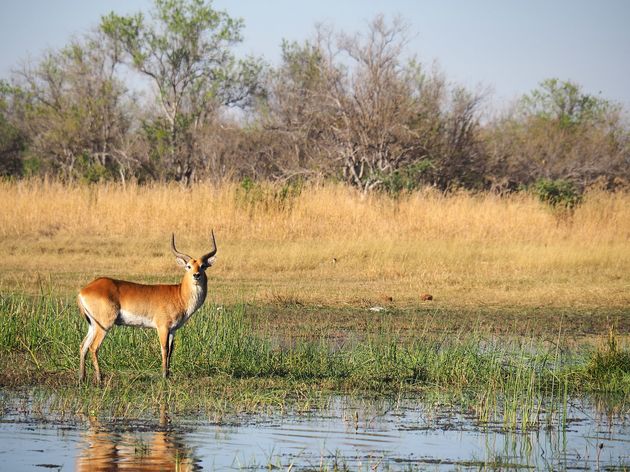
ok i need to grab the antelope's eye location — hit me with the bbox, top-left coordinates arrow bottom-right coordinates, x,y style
186,264 -> 192,270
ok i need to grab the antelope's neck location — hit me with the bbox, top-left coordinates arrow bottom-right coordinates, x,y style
180,279 -> 208,317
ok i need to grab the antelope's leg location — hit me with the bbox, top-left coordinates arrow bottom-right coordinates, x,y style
166,331 -> 175,375
79,322 -> 96,382
89,327 -> 108,385
158,327 -> 170,378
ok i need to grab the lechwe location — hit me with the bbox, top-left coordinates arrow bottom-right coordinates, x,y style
77,232 -> 217,383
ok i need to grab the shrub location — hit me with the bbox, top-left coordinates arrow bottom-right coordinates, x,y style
533,178 -> 583,211
380,160 -> 434,196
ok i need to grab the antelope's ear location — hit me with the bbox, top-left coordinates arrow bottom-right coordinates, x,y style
175,256 -> 188,268
202,256 -> 216,269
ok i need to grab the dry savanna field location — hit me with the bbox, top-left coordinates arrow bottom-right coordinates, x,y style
1,180 -> 628,312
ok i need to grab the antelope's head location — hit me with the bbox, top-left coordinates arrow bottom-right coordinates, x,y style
171,231 -> 217,287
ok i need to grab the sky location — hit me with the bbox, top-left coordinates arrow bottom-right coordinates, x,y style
1,0 -> 629,110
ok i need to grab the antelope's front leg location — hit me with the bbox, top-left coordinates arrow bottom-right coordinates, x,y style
158,327 -> 170,378
166,331 -> 175,375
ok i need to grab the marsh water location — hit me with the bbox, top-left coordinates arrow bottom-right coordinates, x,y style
1,393 -> 628,470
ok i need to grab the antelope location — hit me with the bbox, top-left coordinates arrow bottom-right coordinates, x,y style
77,232 -> 217,383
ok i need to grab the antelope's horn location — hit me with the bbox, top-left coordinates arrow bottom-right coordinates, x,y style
201,230 -> 217,261
171,234 -> 192,262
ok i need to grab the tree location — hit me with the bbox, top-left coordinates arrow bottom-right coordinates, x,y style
485,79 -> 629,190
262,16 -> 485,192
7,35 -> 132,181
331,16 -> 418,191
520,78 -> 612,128
0,81 -> 27,177
100,0 -> 262,184
256,38 -> 337,180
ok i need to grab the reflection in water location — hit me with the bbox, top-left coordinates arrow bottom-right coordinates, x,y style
0,394 -> 628,470
77,406 -> 197,471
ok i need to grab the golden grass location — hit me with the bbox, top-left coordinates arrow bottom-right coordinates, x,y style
0,179 -> 628,309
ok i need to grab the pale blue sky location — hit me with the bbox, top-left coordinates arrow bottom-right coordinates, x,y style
1,0 -> 629,108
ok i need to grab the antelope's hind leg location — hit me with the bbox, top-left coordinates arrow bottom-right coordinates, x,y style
78,295 -> 113,385
88,326 -> 108,385
79,319 -> 96,382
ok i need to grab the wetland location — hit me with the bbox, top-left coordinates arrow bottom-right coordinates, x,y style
1,182 -> 629,469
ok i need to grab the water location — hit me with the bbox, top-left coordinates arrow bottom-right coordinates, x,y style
1,395 -> 628,470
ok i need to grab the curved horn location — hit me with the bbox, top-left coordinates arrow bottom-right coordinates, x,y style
171,233 -> 192,262
201,230 -> 217,261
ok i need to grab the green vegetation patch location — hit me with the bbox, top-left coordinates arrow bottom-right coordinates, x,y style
1,293 -> 629,425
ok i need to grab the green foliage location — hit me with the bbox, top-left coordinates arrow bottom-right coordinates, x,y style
0,114 -> 25,177
76,152 -> 113,184
20,156 -> 42,177
379,160 -> 434,196
533,178 -> 583,211
520,78 -> 615,129
279,39 -> 326,92
141,118 -> 172,177
101,0 -> 245,84
0,81 -> 25,177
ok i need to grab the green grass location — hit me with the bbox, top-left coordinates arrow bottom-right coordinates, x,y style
1,292 -> 629,428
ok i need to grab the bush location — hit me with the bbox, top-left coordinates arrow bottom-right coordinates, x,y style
533,179 -> 583,211
380,160 -> 434,196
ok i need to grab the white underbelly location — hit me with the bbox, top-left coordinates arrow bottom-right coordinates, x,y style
117,309 -> 157,328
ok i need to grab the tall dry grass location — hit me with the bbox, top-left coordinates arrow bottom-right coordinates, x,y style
0,179 -> 628,308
